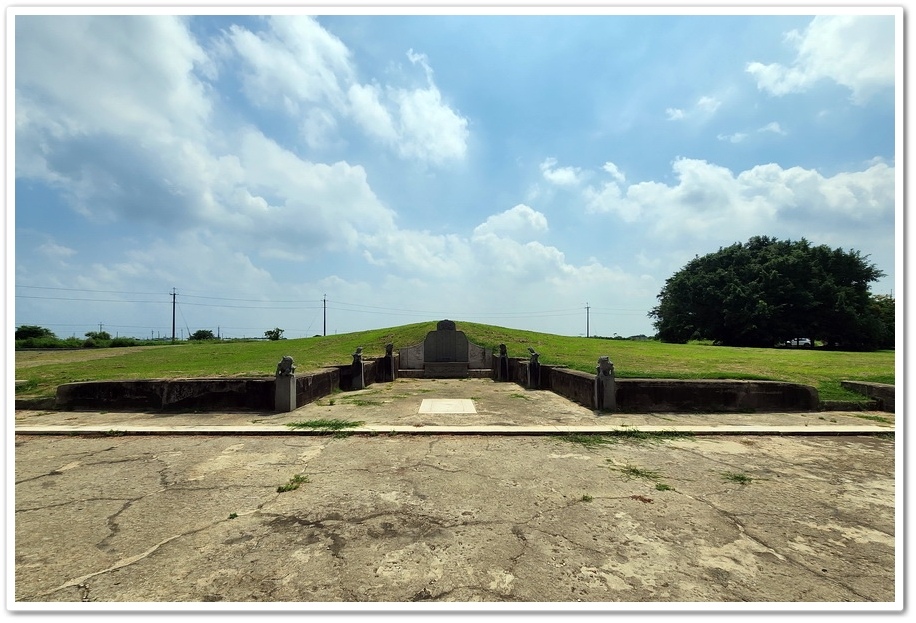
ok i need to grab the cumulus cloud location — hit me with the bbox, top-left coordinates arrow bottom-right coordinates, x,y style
472,204 -> 549,241
584,157 -> 894,240
227,17 -> 468,165
583,162 -> 640,222
540,158 -> 585,187
746,15 -> 894,104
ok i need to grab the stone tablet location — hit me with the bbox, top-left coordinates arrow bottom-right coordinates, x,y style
418,398 -> 477,414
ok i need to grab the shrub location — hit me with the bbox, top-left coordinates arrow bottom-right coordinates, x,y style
110,337 -> 138,347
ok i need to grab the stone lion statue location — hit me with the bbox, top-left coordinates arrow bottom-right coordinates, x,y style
276,355 -> 296,377
596,356 -> 614,377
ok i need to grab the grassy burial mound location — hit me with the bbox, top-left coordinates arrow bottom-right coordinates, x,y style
14,320 -> 895,403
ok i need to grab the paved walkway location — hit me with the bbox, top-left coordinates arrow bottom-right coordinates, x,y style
15,377 -> 894,436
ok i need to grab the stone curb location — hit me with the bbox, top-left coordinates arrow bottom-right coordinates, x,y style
13,424 -> 893,436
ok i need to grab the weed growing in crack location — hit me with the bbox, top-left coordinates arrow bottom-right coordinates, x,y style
615,464 -> 663,481
277,474 -> 309,493
228,513 -> 238,519
655,483 -> 674,491
553,433 -> 616,448
555,428 -> 694,449
581,494 -> 593,502
341,399 -> 383,407
286,419 -> 364,431
721,471 -> 753,485
855,414 -> 891,424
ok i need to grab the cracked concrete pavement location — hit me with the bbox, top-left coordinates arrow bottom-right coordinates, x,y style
12,379 -> 898,607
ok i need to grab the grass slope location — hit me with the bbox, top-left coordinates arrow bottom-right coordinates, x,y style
14,320 -> 895,402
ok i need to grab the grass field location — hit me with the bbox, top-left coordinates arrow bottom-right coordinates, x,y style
13,320 -> 895,402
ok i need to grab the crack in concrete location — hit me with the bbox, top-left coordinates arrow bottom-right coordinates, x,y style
673,488 -> 879,600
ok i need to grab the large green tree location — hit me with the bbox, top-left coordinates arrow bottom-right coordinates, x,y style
649,236 -> 887,349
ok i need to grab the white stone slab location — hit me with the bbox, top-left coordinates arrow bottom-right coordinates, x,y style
418,399 -> 477,414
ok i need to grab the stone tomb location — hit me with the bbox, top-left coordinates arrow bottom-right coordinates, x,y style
399,319 -> 492,378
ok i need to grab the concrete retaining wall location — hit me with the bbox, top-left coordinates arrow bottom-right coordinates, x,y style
840,381 -> 895,412
56,378 -> 276,411
614,379 -> 819,413
502,360 -> 818,413
54,359 -> 820,414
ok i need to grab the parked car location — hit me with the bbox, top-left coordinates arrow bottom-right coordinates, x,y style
785,338 -> 812,347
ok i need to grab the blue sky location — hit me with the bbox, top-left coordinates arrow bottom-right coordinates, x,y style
11,9 -> 900,340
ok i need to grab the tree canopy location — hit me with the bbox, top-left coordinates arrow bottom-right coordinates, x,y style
649,236 -> 889,350
15,325 -> 56,340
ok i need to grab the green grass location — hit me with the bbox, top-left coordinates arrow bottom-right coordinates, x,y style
14,320 -> 894,401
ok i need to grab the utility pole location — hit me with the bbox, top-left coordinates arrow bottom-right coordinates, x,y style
585,303 -> 590,338
171,288 -> 177,343
323,294 -> 327,337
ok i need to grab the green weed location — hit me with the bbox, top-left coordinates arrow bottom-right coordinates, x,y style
581,494 -> 593,502
616,464 -> 663,481
286,419 -> 364,431
721,471 -> 753,485
855,414 -> 891,424
277,474 -> 309,493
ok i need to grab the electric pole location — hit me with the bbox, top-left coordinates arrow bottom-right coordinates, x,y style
323,294 -> 327,337
585,303 -> 590,338
171,288 -> 177,343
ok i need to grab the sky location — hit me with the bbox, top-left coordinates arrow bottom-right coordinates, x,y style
10,7 -> 901,341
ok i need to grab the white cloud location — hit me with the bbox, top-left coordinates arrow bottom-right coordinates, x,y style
696,96 -> 722,114
347,82 -> 398,144
226,16 -> 353,112
718,122 -> 785,143
391,80 -> 469,164
746,15 -> 894,104
472,204 -> 549,241
540,158 -> 584,186
583,162 -> 639,221
602,162 -> 626,184
665,107 -> 685,121
717,132 -> 748,143
227,18 -> 468,166
37,241 -> 76,259
594,157 -> 894,240
758,121 -> 787,135
665,95 -> 722,122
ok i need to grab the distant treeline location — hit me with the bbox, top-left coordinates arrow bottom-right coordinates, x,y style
14,325 -> 269,349
587,334 -> 653,341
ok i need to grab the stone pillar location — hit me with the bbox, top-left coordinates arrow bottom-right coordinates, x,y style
381,343 -> 397,382
351,347 -> 366,390
527,348 -> 541,390
274,356 -> 297,413
496,344 -> 509,382
595,356 -> 616,411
